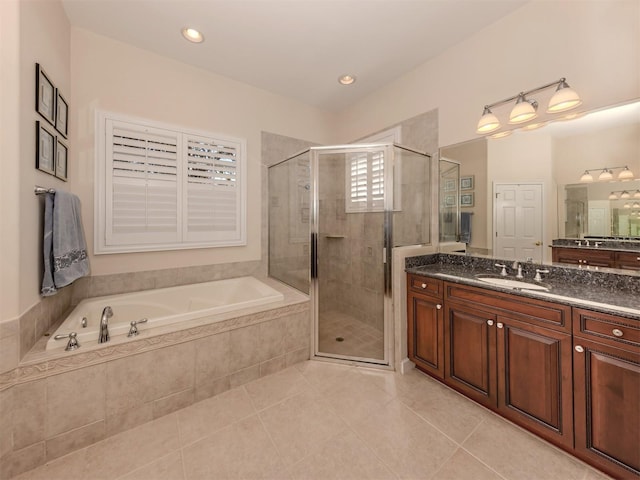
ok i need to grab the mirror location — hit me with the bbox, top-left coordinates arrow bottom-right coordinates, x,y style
439,100 -> 640,262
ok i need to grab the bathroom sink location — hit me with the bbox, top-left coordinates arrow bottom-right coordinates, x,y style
475,276 -> 550,291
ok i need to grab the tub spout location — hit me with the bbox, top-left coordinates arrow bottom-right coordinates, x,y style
99,306 -> 113,343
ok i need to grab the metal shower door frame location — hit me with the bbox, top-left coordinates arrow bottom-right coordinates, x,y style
309,143 -> 394,367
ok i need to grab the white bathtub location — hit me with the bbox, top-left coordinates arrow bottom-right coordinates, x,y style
47,276 -> 284,351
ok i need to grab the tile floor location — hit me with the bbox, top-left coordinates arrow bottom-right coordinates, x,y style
15,361 -> 612,480
318,312 -> 384,360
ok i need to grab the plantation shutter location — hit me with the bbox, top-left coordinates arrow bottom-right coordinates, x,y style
346,150 -> 385,212
105,119 -> 180,246
184,134 -> 243,244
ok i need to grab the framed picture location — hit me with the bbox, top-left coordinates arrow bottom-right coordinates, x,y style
56,139 -> 68,181
444,194 -> 456,207
460,192 -> 475,207
460,175 -> 475,191
55,90 -> 68,138
36,64 -> 56,126
443,179 -> 456,192
36,121 -> 56,176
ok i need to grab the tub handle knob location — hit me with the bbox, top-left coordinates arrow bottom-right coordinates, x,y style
54,332 -> 80,351
127,318 -> 148,337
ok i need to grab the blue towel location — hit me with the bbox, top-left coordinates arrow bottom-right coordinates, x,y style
460,212 -> 473,244
41,190 -> 90,296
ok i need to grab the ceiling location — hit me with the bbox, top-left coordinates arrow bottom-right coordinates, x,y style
62,0 -> 528,112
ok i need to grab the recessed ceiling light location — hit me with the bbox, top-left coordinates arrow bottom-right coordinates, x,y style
182,27 -> 204,43
338,75 -> 356,85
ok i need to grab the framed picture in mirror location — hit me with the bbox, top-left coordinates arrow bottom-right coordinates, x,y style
460,175 -> 474,191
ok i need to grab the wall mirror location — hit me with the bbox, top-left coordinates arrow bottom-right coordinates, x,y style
439,99 -> 640,263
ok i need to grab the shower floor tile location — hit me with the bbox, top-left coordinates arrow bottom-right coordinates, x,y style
14,362 -> 613,480
318,311 -> 384,360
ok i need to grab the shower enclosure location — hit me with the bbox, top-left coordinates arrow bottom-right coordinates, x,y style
269,144 -> 430,365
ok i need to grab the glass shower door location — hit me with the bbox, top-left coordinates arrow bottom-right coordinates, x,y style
313,146 -> 390,364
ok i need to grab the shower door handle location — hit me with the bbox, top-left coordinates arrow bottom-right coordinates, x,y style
310,232 -> 318,279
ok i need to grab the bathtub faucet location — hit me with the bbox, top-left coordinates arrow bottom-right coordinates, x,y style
99,306 -> 113,343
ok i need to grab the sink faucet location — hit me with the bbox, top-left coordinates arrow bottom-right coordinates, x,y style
99,306 -> 112,343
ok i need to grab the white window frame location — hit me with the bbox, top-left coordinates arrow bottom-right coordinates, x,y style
95,110 -> 246,254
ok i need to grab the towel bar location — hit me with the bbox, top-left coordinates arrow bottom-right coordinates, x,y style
34,186 -> 56,195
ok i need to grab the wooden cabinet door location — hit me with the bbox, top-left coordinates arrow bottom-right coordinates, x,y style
444,302 -> 497,408
496,317 -> 573,448
552,247 -> 615,267
407,293 -> 444,378
615,251 -> 640,271
573,338 -> 640,478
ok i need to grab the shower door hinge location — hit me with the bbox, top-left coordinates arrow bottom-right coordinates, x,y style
382,247 -> 387,263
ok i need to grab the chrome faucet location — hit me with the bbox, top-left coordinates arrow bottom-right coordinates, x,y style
99,306 -> 113,343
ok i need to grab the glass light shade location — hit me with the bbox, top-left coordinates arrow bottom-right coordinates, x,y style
634,190 -> 640,198
182,27 -> 204,43
490,130 -> 512,139
624,202 -> 631,209
608,192 -> 618,200
579,171 -> 594,182
618,166 -> 635,180
477,108 -> 500,134
547,82 -> 582,113
338,75 -> 356,85
509,95 -> 538,124
598,169 -> 614,181
634,202 -> 640,208
620,191 -> 631,199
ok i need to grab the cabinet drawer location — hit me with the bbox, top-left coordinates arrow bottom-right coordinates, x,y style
445,282 -> 570,331
615,251 -> 640,271
407,274 -> 443,299
552,247 -> 615,267
573,308 -> 640,350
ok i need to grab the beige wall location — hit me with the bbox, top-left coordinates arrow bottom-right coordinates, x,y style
71,28 -> 335,279
336,0 -> 640,148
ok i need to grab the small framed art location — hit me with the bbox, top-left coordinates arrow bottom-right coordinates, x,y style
55,91 -> 68,138
444,194 -> 456,207
56,139 -> 68,181
460,175 -> 474,191
36,64 -> 56,126
36,121 -> 56,176
443,179 -> 456,192
460,192 -> 475,207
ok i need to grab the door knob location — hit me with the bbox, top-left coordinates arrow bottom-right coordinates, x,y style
535,241 -> 542,246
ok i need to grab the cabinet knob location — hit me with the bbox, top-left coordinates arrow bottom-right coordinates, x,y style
487,320 -> 494,326
612,328 -> 624,337
421,283 -> 427,289
636,257 -> 640,261
575,345 -> 584,353
436,304 -> 442,310
496,322 -> 504,329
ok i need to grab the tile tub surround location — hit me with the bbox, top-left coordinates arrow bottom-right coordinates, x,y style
13,361 -> 612,480
0,280 -> 309,479
406,253 -> 640,317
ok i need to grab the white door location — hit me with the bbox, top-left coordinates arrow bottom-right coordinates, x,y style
494,183 -> 543,262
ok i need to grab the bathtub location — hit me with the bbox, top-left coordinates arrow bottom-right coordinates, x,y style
47,276 -> 284,351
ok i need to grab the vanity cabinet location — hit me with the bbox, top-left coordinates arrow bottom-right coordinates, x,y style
552,246 -> 640,270
552,247 -> 615,268
443,283 -> 574,448
572,308 -> 640,478
407,272 -> 640,477
407,275 -> 444,379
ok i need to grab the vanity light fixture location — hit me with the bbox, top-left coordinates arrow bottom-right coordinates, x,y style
608,192 -> 619,200
338,75 -> 356,85
476,77 -> 581,135
181,27 -> 204,43
634,190 -> 640,198
579,166 -> 635,183
621,191 -> 632,199
624,202 -> 631,209
634,201 -> 640,209
489,130 -> 512,139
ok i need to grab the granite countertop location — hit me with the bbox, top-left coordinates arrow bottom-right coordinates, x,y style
406,254 -> 640,320
551,238 -> 640,253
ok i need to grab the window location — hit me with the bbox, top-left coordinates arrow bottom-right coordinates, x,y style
95,111 -> 246,254
345,126 -> 401,213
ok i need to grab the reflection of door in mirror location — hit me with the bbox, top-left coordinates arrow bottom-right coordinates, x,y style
494,183 -> 543,262
439,158 -> 459,245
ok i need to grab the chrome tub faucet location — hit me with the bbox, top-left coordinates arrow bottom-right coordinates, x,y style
99,306 -> 113,343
